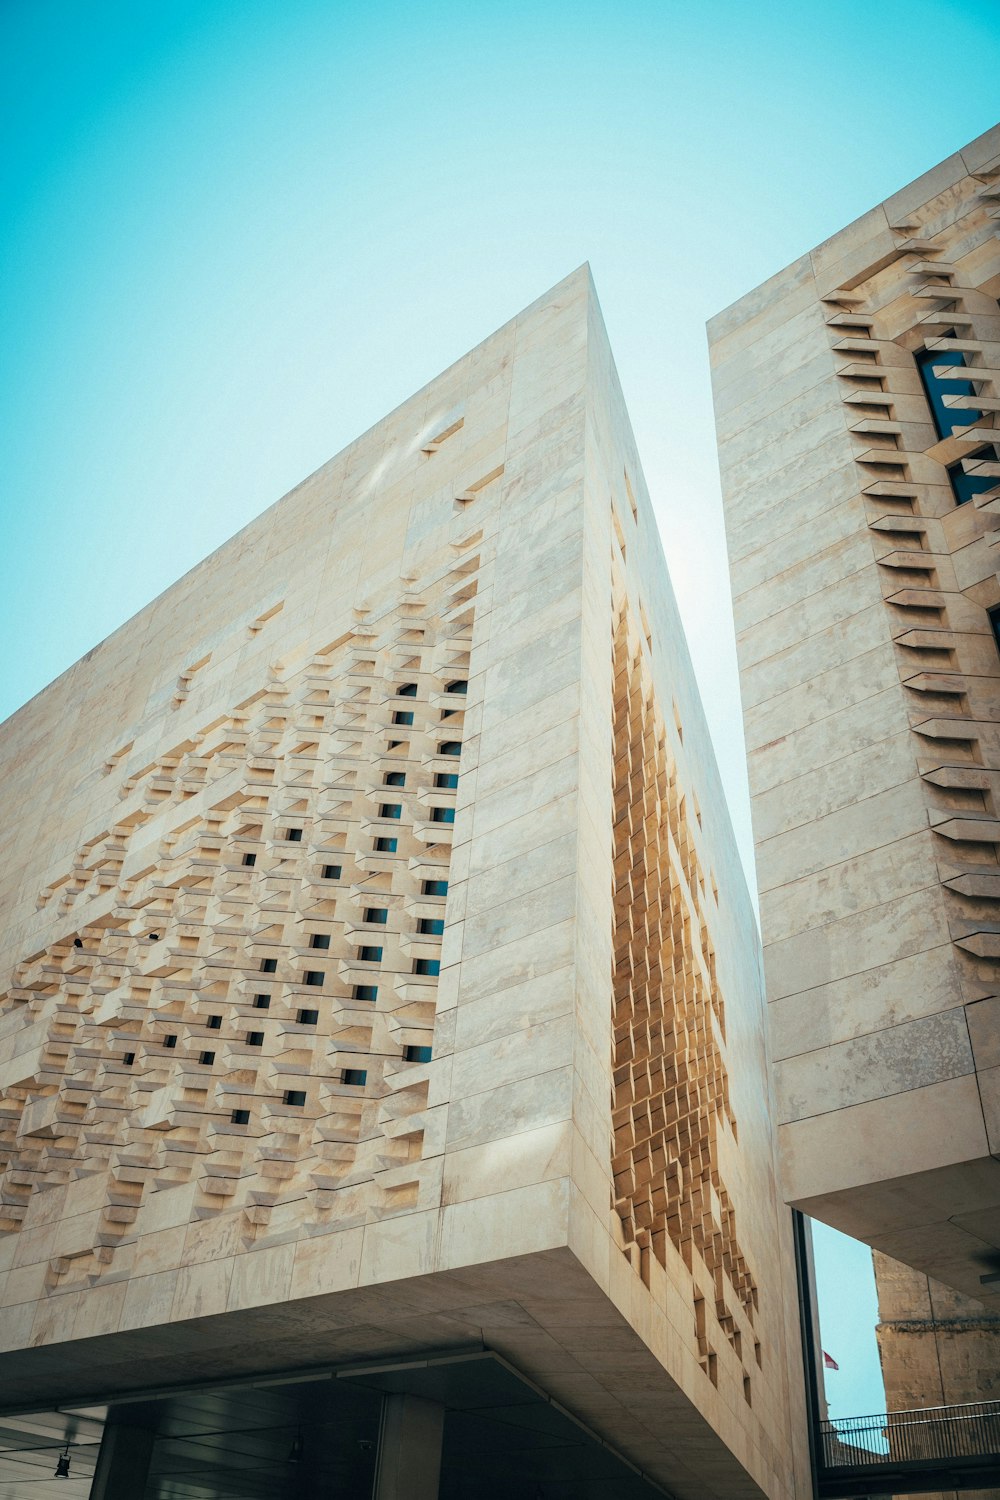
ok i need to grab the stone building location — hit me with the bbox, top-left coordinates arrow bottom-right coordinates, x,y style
711,124 -> 1000,1500
709,125 -> 1000,1322
0,269 -> 809,1497
875,1250 -> 1000,1415
873,1249 -> 1000,1500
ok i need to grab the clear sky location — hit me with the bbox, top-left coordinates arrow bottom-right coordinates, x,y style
3,0 -> 999,1427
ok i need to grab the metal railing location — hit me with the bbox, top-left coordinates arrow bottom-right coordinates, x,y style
820,1400 -> 1000,1470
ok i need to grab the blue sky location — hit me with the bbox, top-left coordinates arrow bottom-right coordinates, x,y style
3,0 -> 999,1425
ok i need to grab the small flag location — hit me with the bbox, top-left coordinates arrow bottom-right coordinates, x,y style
823,1351 -> 839,1371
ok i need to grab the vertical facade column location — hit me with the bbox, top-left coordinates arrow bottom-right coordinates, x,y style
89,1412 -> 155,1500
373,1394 -> 444,1500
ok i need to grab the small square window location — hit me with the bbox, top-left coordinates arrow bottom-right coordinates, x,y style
231,1108 -> 250,1124
286,828 -> 303,842
374,836 -> 398,853
393,710 -> 414,726
422,879 -> 448,897
418,918 -> 445,936
383,771 -> 406,787
353,984 -> 378,1002
322,863 -> 342,880
438,741 -> 461,757
283,1090 -> 306,1107
243,852 -> 257,867
260,958 -> 277,973
123,1051 -> 135,1066
297,1008 -> 319,1025
207,1014 -> 222,1030
253,993 -> 270,1009
342,1068 -> 367,1087
364,907 -> 388,925
989,605 -> 1000,656
309,933 -> 331,949
303,970 -> 324,987
430,806 -> 455,824
379,803 -> 402,819
440,709 -> 457,720
164,1034 -> 177,1049
199,1050 -> 215,1066
358,945 -> 383,963
445,680 -> 468,695
413,959 -> 440,976
396,683 -> 418,697
247,1031 -> 265,1046
404,1045 -> 433,1063
434,773 -> 458,789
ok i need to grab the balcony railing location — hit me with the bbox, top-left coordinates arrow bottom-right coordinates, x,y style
818,1400 -> 1000,1497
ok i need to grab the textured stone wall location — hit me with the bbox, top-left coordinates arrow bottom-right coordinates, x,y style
0,268 -> 808,1499
875,1249 -> 1000,1500
711,125 -> 1000,1308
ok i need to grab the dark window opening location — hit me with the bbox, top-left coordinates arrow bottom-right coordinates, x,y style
445,680 -> 468,694
297,1008 -> 319,1025
247,1031 -> 264,1047
260,958 -> 277,973
303,970 -> 324,987
383,771 -> 406,787
989,605 -> 1000,657
915,340 -> 980,438
379,803 -> 402,819
353,985 -> 378,1002
242,852 -> 257,867
199,1050 -> 215,1066
434,772 -> 458,789
253,994 -> 270,1009
285,827 -> 303,842
418,918 -> 445,936
207,1014 -> 222,1030
123,1052 -> 135,1066
364,907 -> 388,925
438,741 -> 461,757
309,933 -> 331,949
948,457 -> 997,507
164,1034 -> 177,1049
283,1091 -> 306,1107
358,945 -> 383,963
231,1109 -> 250,1124
404,1045 -> 433,1063
374,836 -> 397,853
393,710 -> 414,726
422,880 -> 448,896
342,1068 -> 367,1087
413,958 -> 440,976
430,806 -> 456,824
396,683 -> 418,697
322,863 -> 342,880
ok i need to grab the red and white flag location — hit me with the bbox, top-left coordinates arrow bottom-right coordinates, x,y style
822,1351 -> 839,1371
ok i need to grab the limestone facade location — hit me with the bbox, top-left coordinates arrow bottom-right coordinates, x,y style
709,125 -> 1000,1310
875,1248 -> 1000,1500
0,269 -> 809,1497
